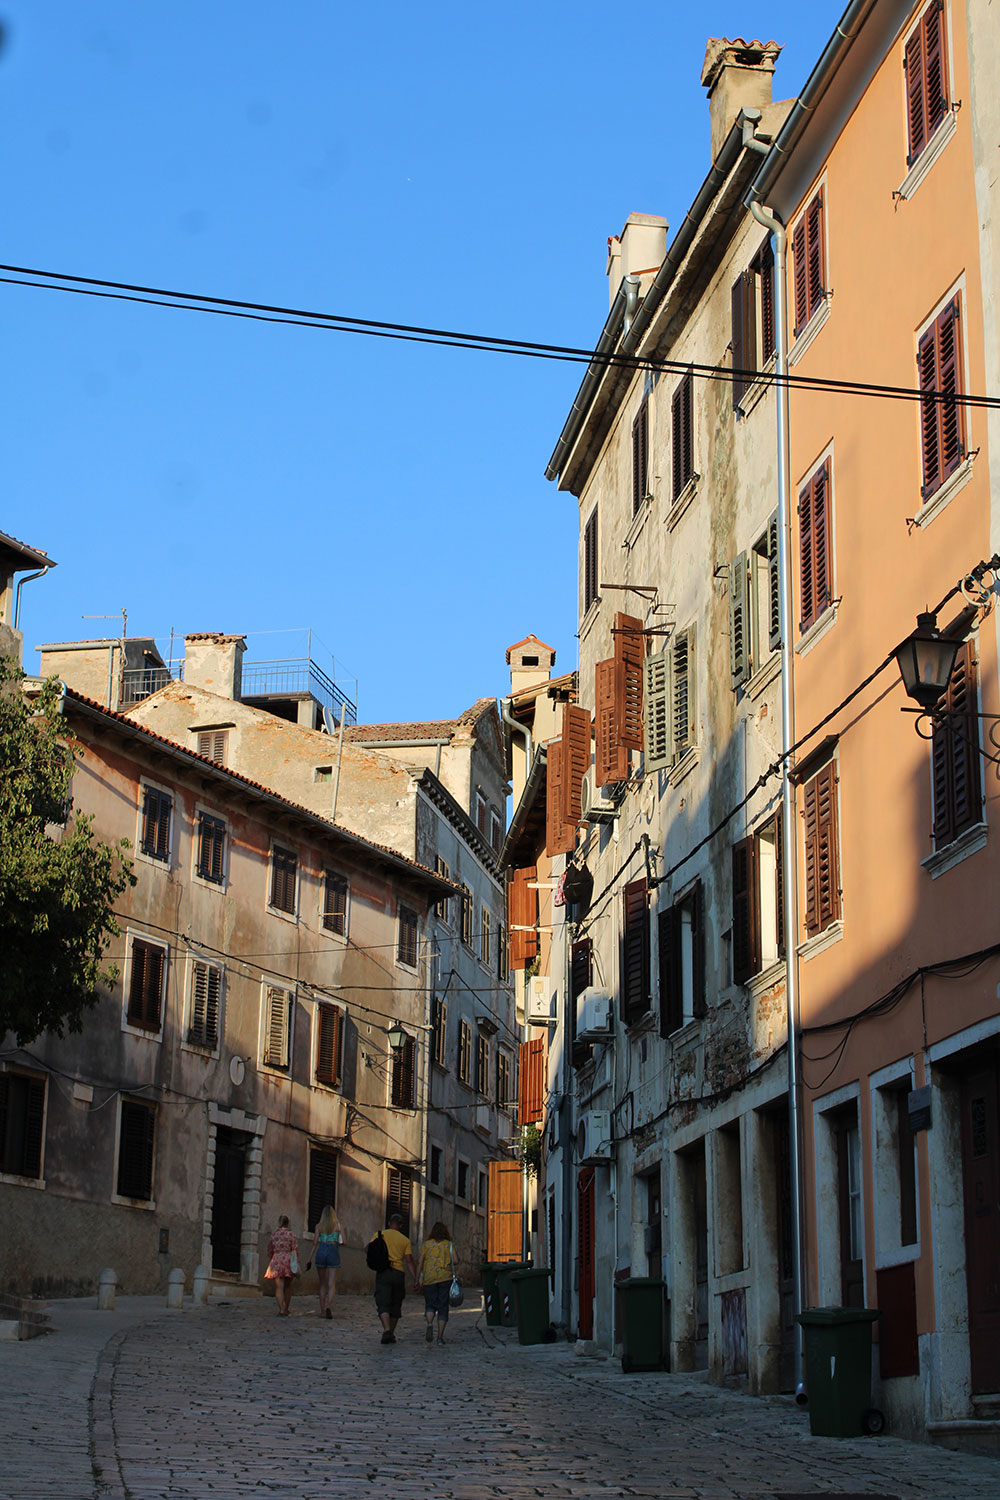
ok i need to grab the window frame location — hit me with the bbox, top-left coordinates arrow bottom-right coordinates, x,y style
260,980 -> 293,1073
396,903 -> 420,970
791,186 -> 828,340
479,905 -> 491,968
0,1069 -> 47,1183
731,236 -> 776,412
194,809 -> 227,887
137,781 -> 173,866
657,880 -> 706,1036
434,857 -> 451,924
432,995 -> 448,1068
457,1019 -> 472,1087
903,0 -> 951,168
114,1096 -> 156,1206
185,956 -> 223,1053
475,1031 -> 490,1098
321,868 -> 349,940
460,885 -> 474,950
195,727 -> 230,766
390,1033 -> 416,1110
583,508 -> 599,618
917,293 -> 966,505
268,842 -> 299,919
631,392 -> 650,515
731,816 -> 784,985
123,934 -> 168,1038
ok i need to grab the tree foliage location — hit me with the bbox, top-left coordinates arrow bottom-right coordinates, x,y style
0,659 -> 135,1044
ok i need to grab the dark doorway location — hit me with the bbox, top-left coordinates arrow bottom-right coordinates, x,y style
693,1145 -> 709,1369
645,1166 -> 662,1277
960,1057 -> 1000,1394
772,1105 -> 796,1392
834,1105 -> 864,1308
577,1167 -> 596,1340
211,1128 -> 247,1274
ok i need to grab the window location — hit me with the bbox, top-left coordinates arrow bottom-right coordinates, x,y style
262,984 -> 292,1070
731,238 -> 776,410
671,369 -> 694,499
432,996 -> 447,1067
643,626 -> 696,772
188,960 -> 221,1048
792,189 -> 826,337
196,813 -> 226,884
308,1147 -> 338,1232
430,1143 -> 442,1186
904,1 -> 949,165
196,729 -> 229,765
918,296 -> 965,501
458,1020 -> 472,1085
519,1036 -> 545,1125
315,1002 -> 344,1088
270,845 -> 297,915
658,881 -> 705,1035
730,515 -> 780,688
140,785 -> 171,861
835,1107 -> 864,1307
931,637 -> 981,848
480,906 -> 491,967
434,857 -> 451,923
798,459 -> 833,634
127,938 -> 166,1033
390,1034 -> 415,1108
570,937 -> 593,1069
478,1169 -> 488,1210
476,790 -> 488,835
322,870 -> 348,937
621,878 -> 650,1025
732,818 -> 784,984
457,1159 -> 470,1202
490,809 -> 503,853
397,904 -> 419,968
583,508 -> 598,616
460,885 -> 474,949
497,1050 -> 512,1108
896,1088 -> 919,1249
0,1071 -> 45,1179
497,923 -> 509,983
596,612 -> 643,784
632,393 -> 649,514
117,1099 -> 155,1201
476,1032 -> 490,1097
803,759 -> 841,937
385,1164 -> 412,1233
314,765 -> 333,783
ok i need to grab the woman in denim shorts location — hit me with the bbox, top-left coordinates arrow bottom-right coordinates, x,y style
417,1220 -> 456,1344
304,1205 -> 343,1319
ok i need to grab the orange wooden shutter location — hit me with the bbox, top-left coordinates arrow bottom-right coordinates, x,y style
508,865 -> 538,969
487,1159 -> 524,1261
546,737 -> 575,856
595,658 -> 628,785
803,761 -> 840,936
614,613 -> 644,750
519,1036 -> 546,1125
562,703 -> 591,824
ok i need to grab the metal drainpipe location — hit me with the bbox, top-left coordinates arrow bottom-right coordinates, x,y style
748,193 -> 808,1404
500,696 -> 532,789
13,566 -> 50,631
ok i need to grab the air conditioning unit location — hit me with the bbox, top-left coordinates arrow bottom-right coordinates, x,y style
526,975 -> 554,1025
576,1110 -> 612,1162
580,771 -> 620,823
576,986 -> 613,1042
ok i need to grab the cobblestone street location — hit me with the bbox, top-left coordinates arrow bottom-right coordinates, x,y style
2,1290 -> 999,1499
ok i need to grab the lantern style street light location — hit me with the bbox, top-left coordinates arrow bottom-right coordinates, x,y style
386,1022 -> 407,1052
893,612 -> 962,711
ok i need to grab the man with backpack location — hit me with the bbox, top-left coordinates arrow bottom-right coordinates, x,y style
367,1211 -> 418,1344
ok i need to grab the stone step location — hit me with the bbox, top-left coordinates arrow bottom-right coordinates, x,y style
927,1417 -> 1000,1457
0,1294 -> 51,1340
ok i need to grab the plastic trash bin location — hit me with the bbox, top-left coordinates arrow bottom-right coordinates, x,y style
496,1260 -> 532,1328
510,1267 -> 553,1345
796,1307 -> 883,1437
617,1277 -> 668,1372
479,1263 -> 506,1327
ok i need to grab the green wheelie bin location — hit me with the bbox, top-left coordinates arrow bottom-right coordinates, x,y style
496,1260 -> 532,1327
617,1277 -> 668,1372
796,1307 -> 883,1437
479,1263 -> 506,1326
510,1266 -> 553,1345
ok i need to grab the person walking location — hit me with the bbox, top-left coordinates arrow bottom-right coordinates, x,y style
417,1220 -> 456,1344
264,1214 -> 298,1316
369,1211 -> 418,1344
304,1205 -> 343,1319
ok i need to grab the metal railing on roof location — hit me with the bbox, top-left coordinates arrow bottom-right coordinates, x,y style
240,657 -> 357,726
120,666 -> 177,705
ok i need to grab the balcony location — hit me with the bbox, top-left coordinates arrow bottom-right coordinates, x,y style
240,657 -> 357,726
120,666 -> 177,706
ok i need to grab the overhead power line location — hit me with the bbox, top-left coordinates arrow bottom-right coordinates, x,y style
3,261 -> 1000,412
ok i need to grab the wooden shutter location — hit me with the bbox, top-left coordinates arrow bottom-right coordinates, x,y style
128,940 -> 165,1031
767,512 -> 782,651
799,462 -> 832,632
271,846 -> 297,913
308,1147 -> 338,1231
0,1074 -> 46,1179
595,657 -> 628,785
584,509 -> 598,615
487,1158 -> 524,1261
658,904 -> 682,1037
671,627 -> 695,759
117,1100 -> 155,1200
197,729 -> 228,764
508,866 -> 538,969
316,1002 -> 343,1086
141,787 -> 171,860
803,761 -> 841,937
730,553 -> 750,687
263,986 -> 290,1068
792,217 -> 808,336
731,269 -> 756,409
385,1165 -> 412,1233
690,880 -> 706,1018
614,612 -> 645,751
937,299 -> 964,484
907,2 -> 948,163
904,24 -> 927,163
805,191 -> 825,323
758,240 -> 776,361
562,704 -> 591,825
391,1035 -> 415,1107
519,1036 -> 545,1125
732,837 -> 760,984
397,904 -> 418,967
546,737 -> 574,856
621,878 -> 650,1024
932,639 -> 981,847
632,396 -> 649,513
643,646 -> 671,771
198,815 -> 225,883
189,961 -> 221,1047
570,938 -> 593,1066
323,872 -> 347,935
671,371 -> 694,499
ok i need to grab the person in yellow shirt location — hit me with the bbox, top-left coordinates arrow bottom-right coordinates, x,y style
370,1211 -> 418,1344
417,1221 -> 457,1344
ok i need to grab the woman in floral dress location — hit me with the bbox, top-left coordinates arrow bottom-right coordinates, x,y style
265,1215 -> 298,1316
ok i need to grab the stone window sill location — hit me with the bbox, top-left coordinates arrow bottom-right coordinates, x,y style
896,111 -> 957,202
922,821 -> 987,880
665,474 -> 700,532
745,654 -> 780,701
788,297 -> 831,367
624,498 -> 652,550
736,356 -> 776,420
667,745 -> 700,788
796,602 -> 838,658
799,919 -> 844,963
914,453 -> 976,530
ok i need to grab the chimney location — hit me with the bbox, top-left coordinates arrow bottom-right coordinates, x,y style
701,38 -> 782,162
506,635 -> 556,696
607,212 -> 668,310
183,633 -> 246,700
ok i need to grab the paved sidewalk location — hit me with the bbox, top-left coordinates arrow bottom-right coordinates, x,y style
2,1289 -> 999,1499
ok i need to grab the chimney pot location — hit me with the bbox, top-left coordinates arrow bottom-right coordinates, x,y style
701,37 -> 782,162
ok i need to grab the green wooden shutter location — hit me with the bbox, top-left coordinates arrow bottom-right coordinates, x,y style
643,646 -> 672,771
730,553 -> 750,688
671,627 -> 695,760
767,512 -> 782,651
264,986 -> 290,1068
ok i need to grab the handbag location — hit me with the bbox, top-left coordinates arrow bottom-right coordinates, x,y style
448,1243 -> 463,1306
290,1252 -> 300,1276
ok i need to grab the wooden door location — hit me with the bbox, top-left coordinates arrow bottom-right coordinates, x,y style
960,1060 -> 1000,1393
577,1166 -> 596,1339
211,1128 -> 246,1274
487,1159 -> 523,1261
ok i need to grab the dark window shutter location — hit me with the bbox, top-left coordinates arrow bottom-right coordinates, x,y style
323,872 -> 348,935
805,191 -> 825,321
271,846 -> 297,913
584,510 -> 598,615
731,274 -> 747,409
799,463 -> 831,633
595,657 -> 628,785
308,1148 -> 338,1231
397,905 -> 419,967
0,1074 -> 46,1178
732,837 -> 761,984
141,787 -> 171,860
128,940 -> 165,1031
671,371 -> 694,498
792,218 -> 808,336
621,878 -> 650,1024
918,322 -> 942,495
730,552 -> 750,688
189,961 -> 221,1047
117,1101 -> 155,1200
658,904 -> 682,1037
391,1035 -> 415,1108
385,1165 -> 412,1234
932,639 -> 981,847
197,815 -> 226,883
921,1 -> 949,152
614,612 -> 645,751
804,761 -> 841,936
758,240 -> 776,361
936,299 -> 964,483
632,396 -> 649,513
316,1003 -> 343,1086
570,937 -> 593,1066
904,25 -> 927,164
562,704 -> 591,826
690,880 -> 706,1018
767,512 -> 782,651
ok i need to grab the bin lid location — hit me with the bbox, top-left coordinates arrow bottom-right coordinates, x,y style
795,1306 -> 881,1326
617,1277 -> 666,1289
509,1266 -> 553,1281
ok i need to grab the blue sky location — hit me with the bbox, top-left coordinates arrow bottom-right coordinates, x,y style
2,1 -> 843,723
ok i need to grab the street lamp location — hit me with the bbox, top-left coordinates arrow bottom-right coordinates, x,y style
386,1022 -> 407,1052
893,612 -> 961,711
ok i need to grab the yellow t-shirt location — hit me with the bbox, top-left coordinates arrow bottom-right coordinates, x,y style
419,1238 -> 454,1286
380,1227 -> 412,1272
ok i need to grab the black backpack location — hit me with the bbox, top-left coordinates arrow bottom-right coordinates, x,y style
366,1231 -> 390,1272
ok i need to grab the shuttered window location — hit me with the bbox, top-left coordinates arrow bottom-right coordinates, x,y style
480,907 -> 492,966
621,878 -> 650,1025
432,996 -> 448,1066
918,297 -> 965,500
731,838 -> 760,985
0,1072 -> 46,1179
196,729 -> 229,765
731,240 -> 776,411
140,786 -> 171,861
460,885 -> 474,949
643,646 -> 671,771
497,1050 -> 512,1107
307,1147 -> 338,1232
615,613 -> 644,751
385,1165 -> 412,1234
792,189 -> 826,337
932,638 -> 981,848
262,985 -> 291,1069
458,1020 -> 472,1085
434,858 -> 451,923
799,460 -> 833,633
570,938 -> 593,1069
632,395 -> 649,514
270,845 -> 297,914
595,657 -> 628,785
196,813 -> 226,884
658,881 -> 705,1037
497,923 -> 509,982
127,939 -> 166,1032
315,1002 -> 344,1087
322,870 -> 348,936
546,736 -> 574,857
904,1 -> 949,165
397,904 -> 419,968
671,369 -> 694,499
671,627 -> 695,760
188,960 -> 221,1048
476,1032 -> 490,1097
562,703 -> 591,823
117,1099 -> 155,1201
519,1036 -> 545,1125
803,760 -> 841,937
508,866 -> 538,970
390,1034 -> 415,1108
583,509 -> 599,616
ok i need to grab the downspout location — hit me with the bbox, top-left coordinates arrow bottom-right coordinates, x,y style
13,565 -> 50,631
500,696 -> 532,792
748,188 -> 807,1404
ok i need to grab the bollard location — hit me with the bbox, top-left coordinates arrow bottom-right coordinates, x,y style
97,1268 -> 117,1311
192,1265 -> 210,1305
166,1268 -> 185,1310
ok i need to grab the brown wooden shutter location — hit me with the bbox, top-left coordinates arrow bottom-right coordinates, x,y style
658,904 -> 682,1037
922,1 -> 948,148
198,815 -> 225,883
391,1034 -> 415,1108
323,872 -> 348,935
932,639 -> 980,847
732,838 -> 760,984
519,1036 -> 545,1126
546,737 -> 574,856
767,512 -> 781,651
731,269 -> 756,409
584,509 -> 598,615
803,761 -> 841,936
141,787 -> 171,860
117,1100 -> 155,1200
614,612 -> 644,751
562,704 -> 591,825
671,371 -> 694,498
918,322 -> 941,495
632,396 -> 649,513
316,1003 -> 343,1086
308,1147 -> 338,1231
799,463 -> 832,632
792,218 -> 808,336
487,1158 -> 524,1261
805,191 -> 825,322
621,878 -> 650,1024
508,866 -> 538,969
758,240 -> 775,360
128,940 -> 165,1031
904,25 -> 927,163
385,1165 -> 412,1233
730,552 -> 750,687
189,961 -> 221,1047
595,657 -> 628,785
936,299 -> 964,482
